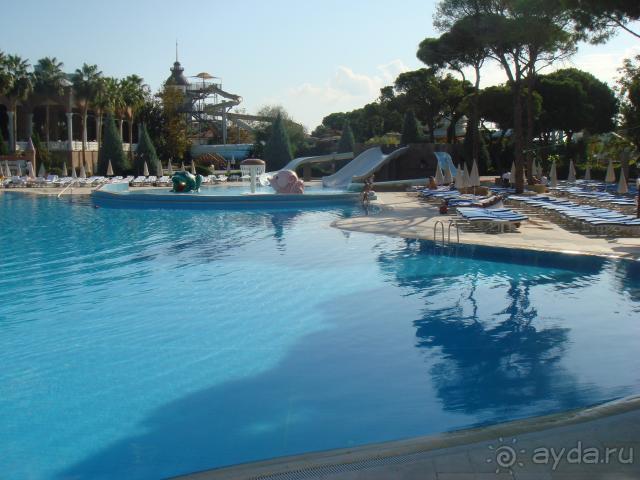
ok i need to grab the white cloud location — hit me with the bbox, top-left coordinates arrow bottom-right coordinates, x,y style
286,60 -> 410,128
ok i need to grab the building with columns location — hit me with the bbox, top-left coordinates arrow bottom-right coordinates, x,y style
0,78 -> 137,173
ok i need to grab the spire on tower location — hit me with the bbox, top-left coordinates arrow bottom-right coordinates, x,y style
175,40 -> 178,62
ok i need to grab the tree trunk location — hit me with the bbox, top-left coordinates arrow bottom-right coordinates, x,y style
525,72 -> 536,183
512,81 -> 525,194
45,105 -> 50,145
471,65 -> 481,166
81,107 -> 87,167
128,116 -> 134,163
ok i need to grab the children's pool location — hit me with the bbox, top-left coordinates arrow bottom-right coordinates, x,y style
1,193 -> 639,479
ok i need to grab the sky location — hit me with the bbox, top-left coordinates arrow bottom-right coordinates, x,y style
1,0 -> 639,130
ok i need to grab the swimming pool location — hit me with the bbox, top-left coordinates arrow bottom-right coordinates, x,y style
1,193 -> 639,479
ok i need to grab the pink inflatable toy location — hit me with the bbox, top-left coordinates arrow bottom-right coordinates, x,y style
269,170 -> 305,194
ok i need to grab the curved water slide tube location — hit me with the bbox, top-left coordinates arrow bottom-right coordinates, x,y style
434,151 -> 457,176
322,146 -> 410,188
277,152 -> 354,173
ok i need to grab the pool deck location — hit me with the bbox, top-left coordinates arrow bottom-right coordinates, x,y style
333,192 -> 640,260
178,395 -> 640,480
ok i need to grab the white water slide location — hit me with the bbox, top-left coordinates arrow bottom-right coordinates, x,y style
322,146 -> 410,188
281,152 -> 354,172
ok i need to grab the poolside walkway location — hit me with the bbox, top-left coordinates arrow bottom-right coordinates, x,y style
333,192 -> 640,259
178,395 -> 640,480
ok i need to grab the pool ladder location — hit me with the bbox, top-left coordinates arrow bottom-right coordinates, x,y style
434,220 -> 460,247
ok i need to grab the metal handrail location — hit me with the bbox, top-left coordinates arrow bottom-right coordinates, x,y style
57,180 -> 77,199
434,220 -> 445,246
448,220 -> 460,244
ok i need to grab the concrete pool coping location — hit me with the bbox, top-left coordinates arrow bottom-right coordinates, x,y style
177,395 -> 640,479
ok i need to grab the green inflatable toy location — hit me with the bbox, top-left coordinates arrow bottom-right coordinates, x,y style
171,171 -> 203,193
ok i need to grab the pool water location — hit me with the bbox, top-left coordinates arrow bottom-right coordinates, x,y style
1,193 -> 639,479
121,184 -> 349,195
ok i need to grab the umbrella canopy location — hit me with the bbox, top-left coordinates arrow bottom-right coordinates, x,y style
531,159 -> 538,178
156,160 -> 163,177
567,160 -> 576,182
454,164 -> 464,189
167,160 -> 173,175
617,169 -> 628,194
443,162 -> 453,184
4,160 -> 11,177
461,163 -> 471,188
434,165 -> 444,185
71,166 -> 77,179
605,159 -> 616,183
470,159 -> 480,187
106,160 -> 114,176
143,161 -> 149,177
16,162 -> 22,177
62,162 -> 68,177
27,162 -> 35,178
584,164 -> 591,181
79,164 -> 87,179
38,163 -> 46,177
536,160 -> 543,177
550,160 -> 558,188
181,161 -> 186,171
190,162 -> 196,174
510,161 -> 516,185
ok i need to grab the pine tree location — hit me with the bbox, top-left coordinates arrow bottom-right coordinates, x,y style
337,120 -> 355,153
98,115 -> 128,175
401,110 -> 422,144
134,124 -> 159,175
264,113 -> 292,171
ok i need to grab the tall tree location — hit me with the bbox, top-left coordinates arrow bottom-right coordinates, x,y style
419,14 -> 490,159
337,120 -> 355,153
98,114 -> 128,174
394,69 -> 445,142
264,113 -> 292,170
120,74 -> 148,161
3,54 -> 32,152
134,124 -> 159,176
401,110 -> 423,144
159,85 -> 189,161
33,57 -> 66,145
563,0 -> 640,41
72,63 -> 103,166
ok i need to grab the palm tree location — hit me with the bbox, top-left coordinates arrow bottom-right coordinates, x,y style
33,57 -> 66,144
92,77 -> 109,148
3,55 -> 33,152
72,63 -> 102,165
0,51 -> 12,97
120,74 -> 148,161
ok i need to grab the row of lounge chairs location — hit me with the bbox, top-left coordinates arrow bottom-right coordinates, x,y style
456,207 -> 528,233
2,173 -> 231,189
508,195 -> 640,235
129,175 -> 228,187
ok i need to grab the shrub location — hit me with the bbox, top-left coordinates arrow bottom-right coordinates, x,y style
98,115 -> 128,175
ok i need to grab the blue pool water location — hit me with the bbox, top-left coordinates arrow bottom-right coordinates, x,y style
1,193 -> 639,480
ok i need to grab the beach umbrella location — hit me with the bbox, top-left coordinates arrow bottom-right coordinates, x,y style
4,160 -> 11,177
79,164 -> 86,179
71,166 -> 77,179
567,160 -> 576,182
454,164 -> 464,189
156,160 -> 163,177
470,159 -> 480,187
62,162 -> 68,177
462,163 -> 470,187
106,160 -> 114,176
605,159 -> 616,183
434,164 -> 444,185
531,158 -> 538,178
143,161 -> 149,177
509,161 -> 516,185
26,162 -> 35,178
536,160 -> 543,178
16,162 -> 22,177
190,162 -> 196,174
584,164 -> 591,181
550,160 -> 558,188
443,162 -> 453,184
38,163 -> 46,177
180,161 -> 186,171
167,160 -> 173,174
617,169 -> 628,194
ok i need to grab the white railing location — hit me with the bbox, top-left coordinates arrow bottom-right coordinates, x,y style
14,141 -> 136,152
